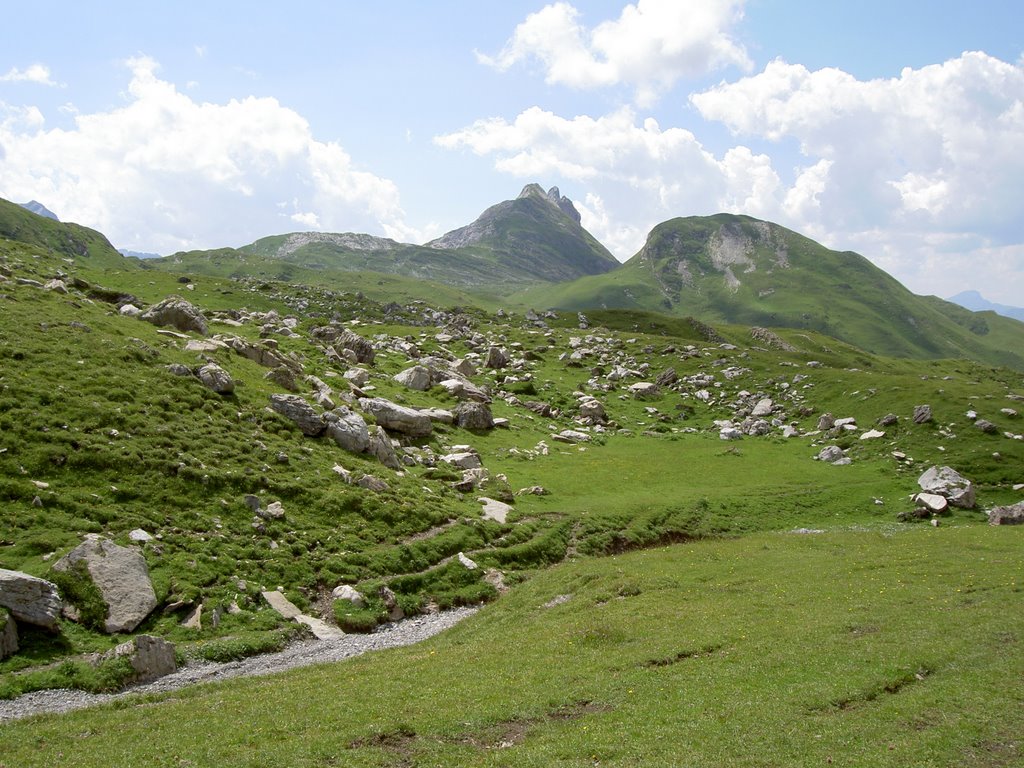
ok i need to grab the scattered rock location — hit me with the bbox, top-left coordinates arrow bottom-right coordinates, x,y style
0,568 -> 62,630
914,493 -> 949,514
140,296 -> 208,335
270,394 -> 326,437
331,585 -> 366,608
860,429 -> 885,440
357,475 -> 390,492
817,413 -> 835,431
628,382 -> 660,399
917,465 -> 976,509
816,446 -> 847,464
988,501 -> 1024,525
454,401 -> 495,430
128,529 -> 154,543
479,497 -> 513,523
196,363 -> 234,394
51,535 -> 158,634
553,429 -> 591,443
913,404 -> 933,424
367,426 -> 401,470
457,552 -> 478,570
751,398 -> 774,417
975,419 -> 999,434
323,407 -> 371,454
359,397 -> 433,437
719,427 -> 743,441
101,635 -> 177,684
393,365 -> 433,391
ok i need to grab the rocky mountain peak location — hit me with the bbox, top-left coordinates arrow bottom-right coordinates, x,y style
516,183 -> 582,225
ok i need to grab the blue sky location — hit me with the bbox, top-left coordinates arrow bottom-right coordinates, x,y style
1,1 -> 1022,303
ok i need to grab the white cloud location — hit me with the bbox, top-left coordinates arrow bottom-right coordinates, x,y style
0,64 -> 60,86
0,56 -> 414,252
479,0 -> 750,105
691,52 -> 1024,238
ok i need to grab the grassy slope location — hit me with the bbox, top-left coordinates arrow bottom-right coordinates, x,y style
2,217 -> 1024,764
0,198 -> 131,270
2,526 -> 1021,767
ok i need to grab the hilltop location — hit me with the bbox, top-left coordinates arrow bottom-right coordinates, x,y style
510,213 -> 1024,371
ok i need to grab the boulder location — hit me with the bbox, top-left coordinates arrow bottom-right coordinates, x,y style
101,635 -> 177,684
878,413 -> 899,427
196,363 -> 234,394
454,401 -> 495,430
357,475 -> 390,492
323,407 -> 371,454
0,568 -> 62,630
393,365 -> 433,391
913,404 -> 933,424
457,552 -> 478,570
0,608 -> 17,659
485,346 -> 510,369
988,501 -> 1024,525
368,426 -> 402,470
579,398 -> 607,423
917,465 -> 976,509
816,446 -> 847,464
264,365 -> 300,392
270,394 -> 326,436
914,493 -> 949,514
975,419 -> 999,434
479,497 -> 512,523
438,377 -> 490,402
553,429 -> 591,443
441,452 -> 482,470
140,296 -> 208,335
331,585 -> 366,608
817,413 -> 835,431
359,397 -> 432,437
51,535 -> 157,634
751,398 -> 774,417
629,382 -> 660,399
378,585 -> 404,622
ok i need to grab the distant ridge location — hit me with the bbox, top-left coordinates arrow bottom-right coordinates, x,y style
948,290 -> 1024,322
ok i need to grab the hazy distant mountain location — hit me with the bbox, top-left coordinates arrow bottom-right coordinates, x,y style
119,249 -> 162,260
19,200 -> 59,221
948,290 -> 1024,322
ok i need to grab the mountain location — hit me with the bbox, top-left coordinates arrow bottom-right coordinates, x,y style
948,289 -> 1024,322
426,184 -> 619,282
509,213 -> 1024,370
157,184 -> 618,292
19,200 -> 59,220
0,197 -> 131,269
119,248 -> 162,260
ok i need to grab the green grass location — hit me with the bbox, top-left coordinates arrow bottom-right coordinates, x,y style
1,526 -> 1020,767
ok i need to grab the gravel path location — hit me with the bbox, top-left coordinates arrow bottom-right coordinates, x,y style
0,606 -> 478,723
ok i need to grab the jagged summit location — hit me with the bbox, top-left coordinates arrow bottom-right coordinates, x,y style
425,183 -> 617,282
517,183 -> 582,224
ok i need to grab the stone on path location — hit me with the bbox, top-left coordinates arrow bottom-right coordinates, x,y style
262,590 -> 345,639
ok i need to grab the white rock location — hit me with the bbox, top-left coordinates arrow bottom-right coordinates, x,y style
457,552 -> 478,570
859,429 -> 886,440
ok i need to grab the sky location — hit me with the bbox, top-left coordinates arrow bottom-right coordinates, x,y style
1,0 -> 1022,304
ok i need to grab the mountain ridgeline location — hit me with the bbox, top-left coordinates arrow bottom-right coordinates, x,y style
158,184 -> 619,292
5,189 -> 1024,371
512,213 -> 1024,370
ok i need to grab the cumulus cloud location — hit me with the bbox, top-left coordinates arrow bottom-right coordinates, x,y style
691,52 -> 1024,239
479,0 -> 750,105
0,57 -> 414,252
0,64 -> 60,86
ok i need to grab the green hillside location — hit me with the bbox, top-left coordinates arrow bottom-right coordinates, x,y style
0,197 -> 132,270
510,213 -> 1024,371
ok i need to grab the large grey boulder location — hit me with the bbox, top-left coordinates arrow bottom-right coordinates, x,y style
140,296 -> 208,335
359,397 -> 432,437
52,535 -> 157,634
197,362 -> 234,393
100,635 -> 177,683
579,398 -> 607,423
270,394 -> 326,436
393,365 -> 433,391
368,426 -> 402,470
454,401 -> 495,430
486,346 -> 510,369
917,465 -> 976,509
0,568 -> 62,630
1,608 -> 19,659
913,404 -> 934,424
988,501 -> 1024,525
324,407 -> 371,453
